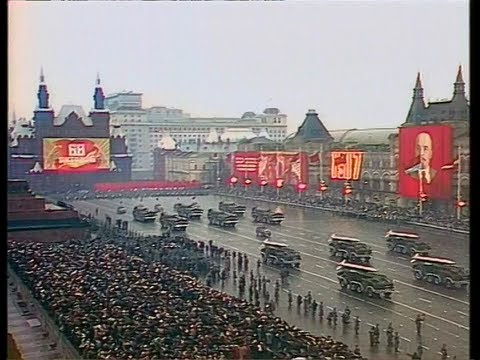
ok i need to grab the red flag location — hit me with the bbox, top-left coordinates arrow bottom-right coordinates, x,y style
441,158 -> 460,170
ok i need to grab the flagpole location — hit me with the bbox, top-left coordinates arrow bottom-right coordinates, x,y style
320,143 -> 324,182
456,145 -> 462,220
418,170 -> 423,217
298,147 -> 302,200
276,145 -> 280,198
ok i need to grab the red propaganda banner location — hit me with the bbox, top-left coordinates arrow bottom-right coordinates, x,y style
258,152 -> 309,186
330,151 -> 364,180
231,152 -> 261,183
399,125 -> 453,200
43,138 -> 110,172
230,151 -> 310,186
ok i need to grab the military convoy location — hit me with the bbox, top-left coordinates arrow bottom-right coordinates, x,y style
207,209 -> 239,228
328,234 -> 372,264
159,212 -> 189,232
336,261 -> 395,299
132,205 -> 157,223
251,207 -> 285,224
218,201 -> 246,216
385,230 -> 431,256
174,203 -> 204,219
410,254 -> 469,289
260,241 -> 301,268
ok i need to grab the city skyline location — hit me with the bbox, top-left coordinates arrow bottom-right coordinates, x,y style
9,1 -> 469,132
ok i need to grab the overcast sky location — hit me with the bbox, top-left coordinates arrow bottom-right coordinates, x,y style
8,1 -> 469,132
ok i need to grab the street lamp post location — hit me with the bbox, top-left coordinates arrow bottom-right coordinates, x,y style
456,146 -> 462,220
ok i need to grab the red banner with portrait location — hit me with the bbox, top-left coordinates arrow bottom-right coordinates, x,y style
399,125 -> 453,200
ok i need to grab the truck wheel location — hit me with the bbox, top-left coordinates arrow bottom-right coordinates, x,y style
426,275 -> 434,283
444,278 -> 454,289
433,276 -> 441,285
329,247 -> 335,256
414,270 -> 423,280
409,248 -> 417,257
340,279 -> 347,289
366,287 -> 374,297
386,243 -> 394,251
401,247 -> 408,254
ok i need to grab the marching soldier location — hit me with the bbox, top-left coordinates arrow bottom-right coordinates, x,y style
244,255 -> 249,269
416,343 -> 423,358
305,290 -> 312,306
296,294 -> 303,309
319,301 -> 324,320
373,323 -> 380,345
274,280 -> 280,303
415,313 -> 425,336
394,332 -> 400,353
287,290 -> 293,308
440,344 -> 448,360
311,299 -> 318,316
369,326 -> 376,347
332,307 -> 338,326
354,316 -> 360,335
386,323 -> 394,347
303,296 -> 309,314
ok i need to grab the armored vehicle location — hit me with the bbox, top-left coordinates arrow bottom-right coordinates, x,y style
256,226 -> 271,239
251,207 -> 285,224
336,261 -> 395,299
116,206 -> 127,215
328,234 -> 372,264
410,254 -> 469,289
174,203 -> 204,219
132,205 -> 157,223
218,201 -> 246,216
385,230 -> 431,256
260,241 -> 301,268
207,209 -> 239,227
159,212 -> 189,232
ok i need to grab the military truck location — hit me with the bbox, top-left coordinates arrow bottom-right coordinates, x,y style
174,203 -> 204,219
218,201 -> 246,216
159,212 -> 189,232
207,209 -> 239,228
251,207 -> 285,224
410,254 -> 469,289
256,226 -> 272,239
385,230 -> 431,256
260,241 -> 301,268
132,205 -> 157,223
328,234 -> 372,264
336,260 -> 395,299
116,206 -> 127,215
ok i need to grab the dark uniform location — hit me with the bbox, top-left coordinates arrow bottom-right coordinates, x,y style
415,313 -> 425,336
354,316 -> 360,335
296,294 -> 303,308
386,323 -> 394,346
319,301 -> 324,319
374,324 -> 380,345
287,290 -> 293,308
394,332 -> 400,352
440,344 -> 448,360
369,326 -> 376,347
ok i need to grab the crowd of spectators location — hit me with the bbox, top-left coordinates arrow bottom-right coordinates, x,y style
222,188 -> 469,232
8,228 -> 364,360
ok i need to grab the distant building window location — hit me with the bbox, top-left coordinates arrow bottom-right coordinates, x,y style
202,164 -> 206,170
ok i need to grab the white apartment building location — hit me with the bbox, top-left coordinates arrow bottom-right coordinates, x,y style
106,92 -> 288,172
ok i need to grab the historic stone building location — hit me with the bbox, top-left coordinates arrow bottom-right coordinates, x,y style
8,71 -> 132,192
282,66 -> 469,211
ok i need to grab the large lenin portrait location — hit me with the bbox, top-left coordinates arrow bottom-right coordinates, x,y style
398,125 -> 453,200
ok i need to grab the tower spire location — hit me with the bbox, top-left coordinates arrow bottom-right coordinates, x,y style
37,66 -> 50,109
456,65 -> 464,83
405,72 -> 425,124
40,66 -> 45,84
453,64 -> 465,96
415,72 -> 422,88
93,73 -> 105,110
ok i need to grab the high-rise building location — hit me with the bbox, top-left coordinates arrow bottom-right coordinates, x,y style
105,92 -> 288,173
